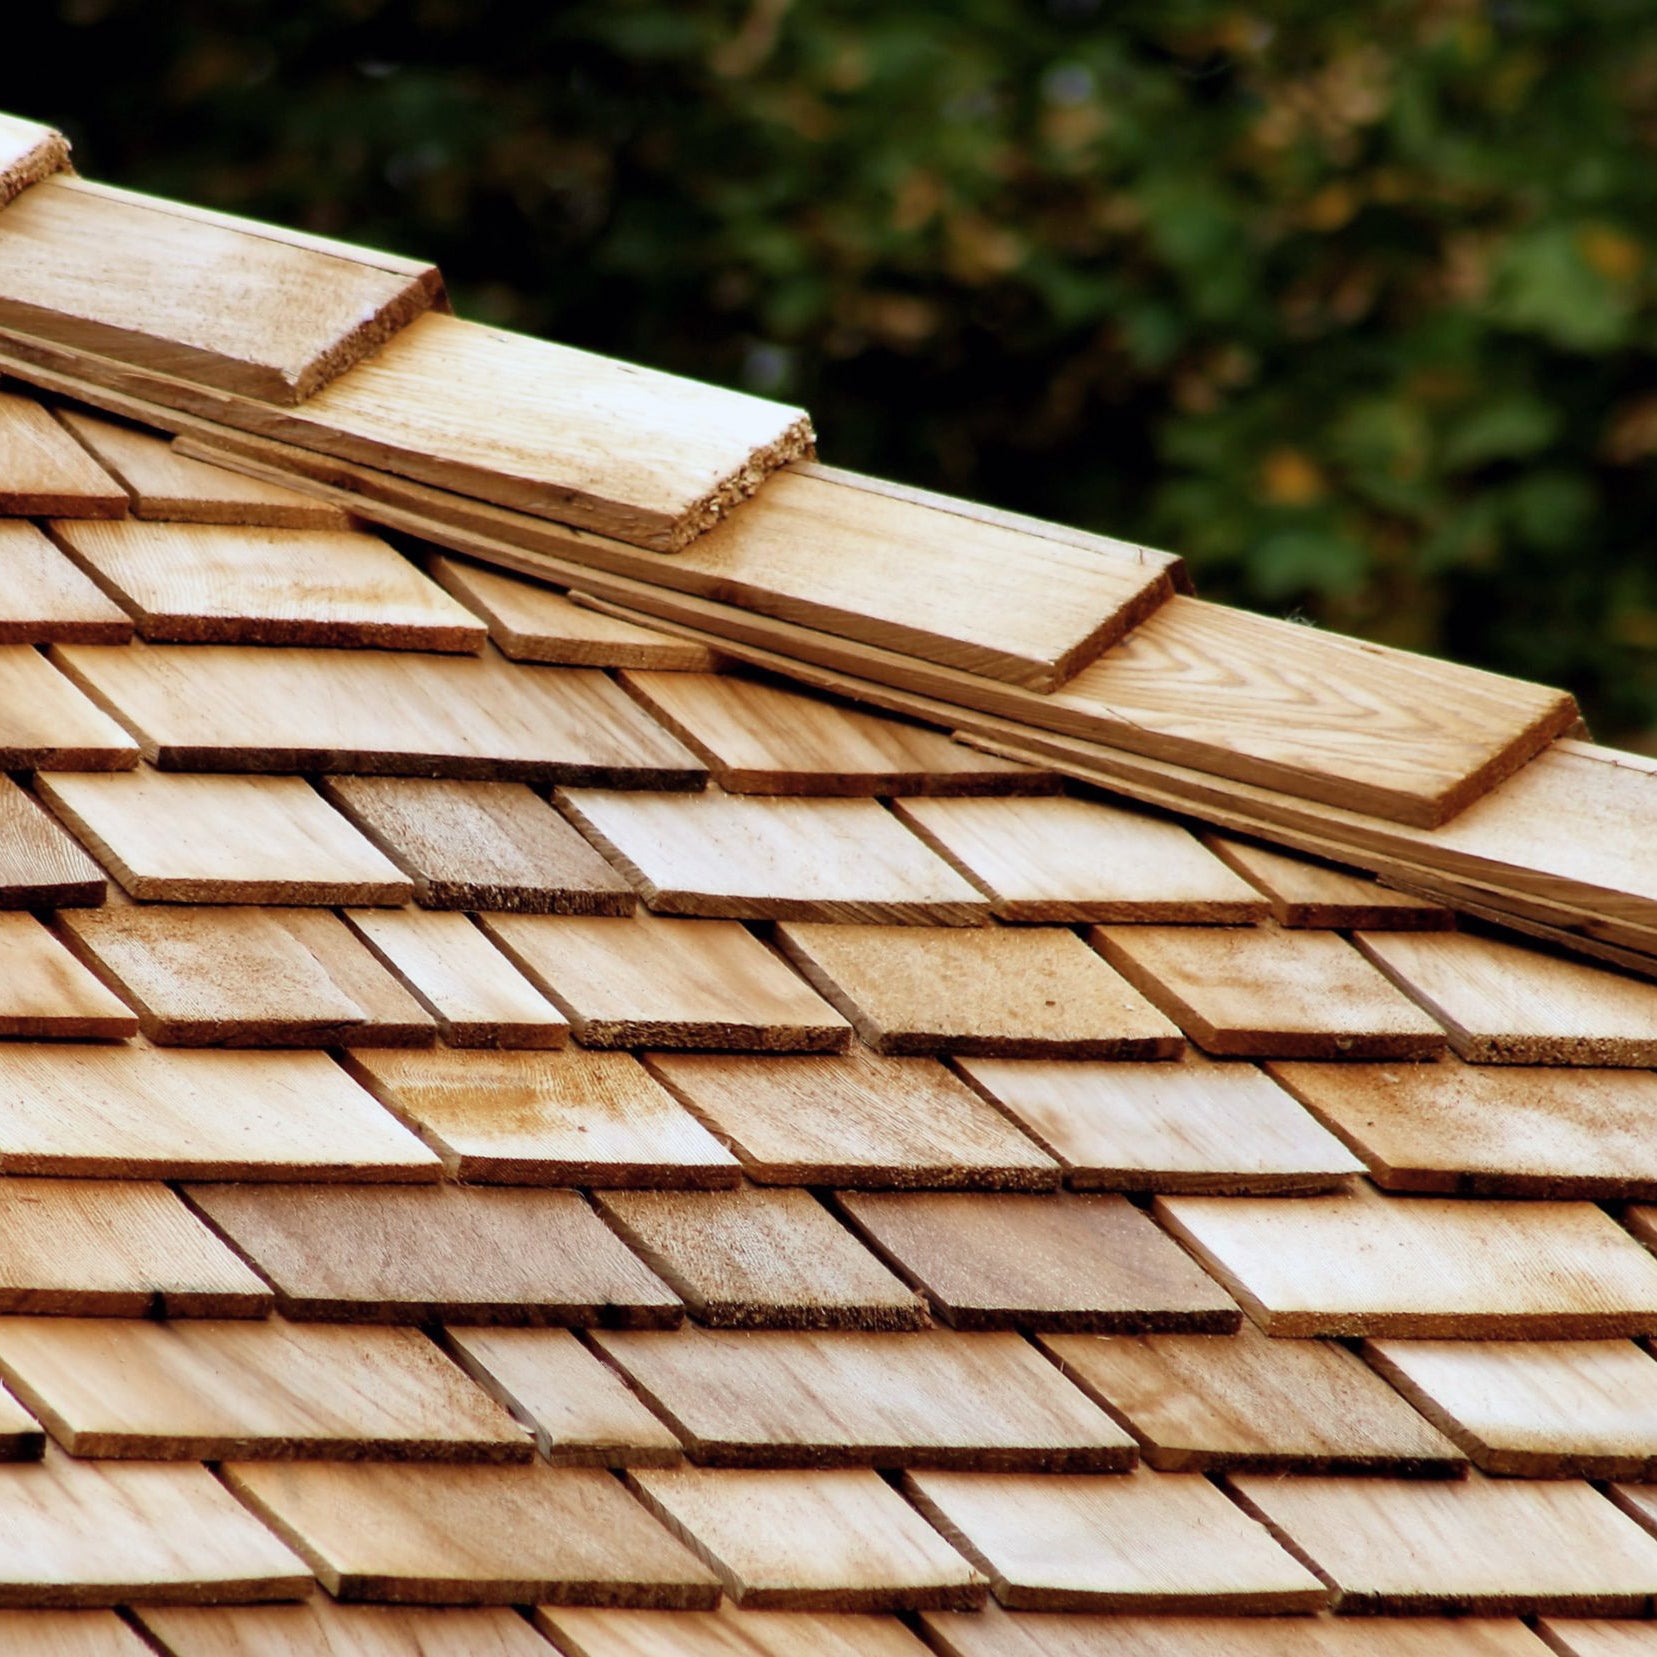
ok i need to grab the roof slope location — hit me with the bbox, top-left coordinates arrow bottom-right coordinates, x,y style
0,113 -> 1651,1654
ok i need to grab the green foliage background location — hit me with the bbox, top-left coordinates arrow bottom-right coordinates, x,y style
10,0 -> 1657,737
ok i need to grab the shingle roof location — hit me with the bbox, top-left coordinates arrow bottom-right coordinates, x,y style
0,108 -> 1652,1653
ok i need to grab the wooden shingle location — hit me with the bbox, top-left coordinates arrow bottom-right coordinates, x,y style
0,645 -> 138,770
1364,1339 -> 1657,1479
0,114 -> 70,208
836,1191 -> 1239,1332
0,1612 -> 150,1653
892,795 -> 1265,922
1356,930 -> 1657,1066
775,923 -> 1183,1059
0,388 -> 126,517
185,1182 -> 682,1326
1269,1057 -> 1657,1198
340,908 -> 569,1048
591,1326 -> 1135,1471
0,913 -> 135,1039
0,1042 -> 440,1182
593,1187 -> 925,1330
0,775 -> 106,908
55,904 -> 431,1047
57,409 -> 357,527
954,1053 -> 1362,1194
37,770 -> 412,904
627,1466 -> 984,1610
49,641 -> 704,784
618,669 -> 1042,795
341,1046 -> 739,1187
904,1468 -> 1327,1613
0,175 -> 442,402
482,912 -> 850,1052
444,1328 -> 684,1467
1231,1471 -> 1657,1615
48,518 -> 485,650
220,1459 -> 720,1606
1156,1187 -> 1657,1338
0,522 -> 131,643
1041,1325 -> 1464,1474
429,558 -> 721,669
136,1601 -> 551,1656
320,776 -> 636,913
1204,836 -> 1453,930
0,1316 -> 528,1461
556,786 -> 991,924
0,1450 -> 310,1608
1092,925 -> 1446,1060
0,1179 -> 270,1318
645,1048 -> 1058,1190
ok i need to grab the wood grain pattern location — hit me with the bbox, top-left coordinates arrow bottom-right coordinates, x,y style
0,1178 -> 269,1318
904,1468 -> 1327,1614
0,1611 -> 151,1655
0,913 -> 136,1038
0,777 -> 106,908
836,1191 -> 1238,1333
37,770 -> 412,904
1093,924 -> 1447,1060
592,1187 -> 926,1330
55,904 -> 432,1047
0,1450 -> 310,1608
1231,1470 -> 1657,1615
1269,1057 -> 1657,1198
0,1316 -> 527,1461
50,641 -> 704,783
341,1045 -> 739,1187
617,670 -> 1043,795
444,1327 -> 684,1466
0,522 -> 131,642
953,1053 -> 1362,1194
47,518 -> 484,649
341,908 -> 570,1048
537,1603 -> 932,1657
185,1182 -> 682,1326
502,569 -> 1572,829
0,175 -> 442,401
0,114 -> 70,209
892,795 -> 1265,922
0,1041 -> 439,1182
1156,1186 -> 1657,1338
321,776 -> 636,914
59,410 -> 355,526
0,388 -> 126,517
482,912 -> 850,1052
644,1048 -> 1059,1191
920,1603 -> 1545,1656
774,922 -> 1183,1059
220,1460 -> 720,1606
626,1467 -> 984,1611
558,785 -> 991,924
174,437 -> 1166,686
0,646 -> 138,770
1356,930 -> 1657,1066
1364,1338 -> 1657,1479
1041,1325 -> 1463,1474
591,1326 -> 1135,1470
69,308 -> 812,546
429,558 -> 721,669
136,1601 -> 551,1657
1203,836 -> 1453,929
